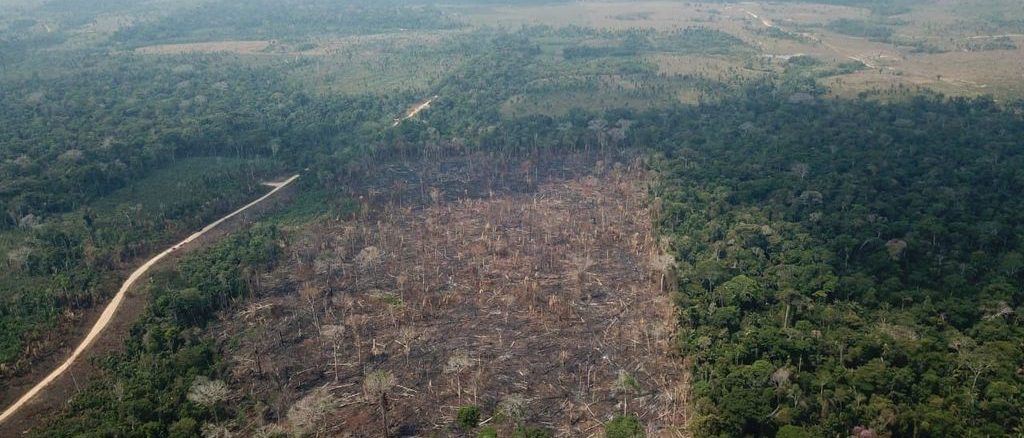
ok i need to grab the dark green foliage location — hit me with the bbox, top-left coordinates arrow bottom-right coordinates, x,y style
605,415 -> 645,438
168,417 -> 200,438
0,58 -> 281,217
785,56 -> 866,80
786,55 -> 821,67
753,27 -> 808,42
641,83 -> 1024,436
832,60 -> 868,75
513,426 -> 553,438
478,426 -> 499,438
0,47 -> 408,371
0,158 -> 279,366
36,224 -> 281,436
775,425 -> 813,438
827,18 -> 894,40
897,38 -> 947,54
563,43 -> 642,60
261,183 -> 357,225
962,37 -> 1018,52
457,405 -> 482,429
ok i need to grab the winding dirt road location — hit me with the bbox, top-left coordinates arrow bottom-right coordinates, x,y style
0,174 -> 299,425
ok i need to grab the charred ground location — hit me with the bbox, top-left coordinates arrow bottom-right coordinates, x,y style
209,151 -> 688,436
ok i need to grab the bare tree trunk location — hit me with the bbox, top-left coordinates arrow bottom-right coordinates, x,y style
379,393 -> 390,438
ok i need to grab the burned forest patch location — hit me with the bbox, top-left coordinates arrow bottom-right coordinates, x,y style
208,152 -> 688,437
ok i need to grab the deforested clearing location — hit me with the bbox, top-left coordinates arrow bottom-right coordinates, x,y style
208,152 -> 689,436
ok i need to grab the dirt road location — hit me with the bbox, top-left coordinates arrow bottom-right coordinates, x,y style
0,174 -> 299,425
743,9 -> 773,28
392,95 -> 438,126
724,5 -> 773,28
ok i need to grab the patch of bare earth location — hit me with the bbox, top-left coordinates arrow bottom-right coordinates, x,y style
134,40 -> 271,55
211,153 -> 689,437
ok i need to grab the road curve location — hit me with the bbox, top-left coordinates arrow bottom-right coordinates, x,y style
0,174 -> 300,425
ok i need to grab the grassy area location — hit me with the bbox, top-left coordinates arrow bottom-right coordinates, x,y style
444,0 -> 1024,100
261,184 -> 358,226
289,32 -> 469,95
90,157 -> 280,212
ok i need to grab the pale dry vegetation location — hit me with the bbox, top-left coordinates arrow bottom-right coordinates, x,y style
134,40 -> 273,55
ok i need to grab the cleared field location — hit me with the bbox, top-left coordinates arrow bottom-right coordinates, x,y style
124,1 -> 1024,101
716,1 -> 1024,98
451,1 -> 1024,100
135,40 -> 273,54
450,1 -> 712,30
207,152 -> 689,436
131,31 -> 468,94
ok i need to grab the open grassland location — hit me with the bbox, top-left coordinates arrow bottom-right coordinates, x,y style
13,1 -> 1024,102
450,1 -> 1024,101
714,0 -> 1024,98
130,30 -> 468,95
119,1 -> 1024,108
135,40 -> 273,55
450,1 -> 720,31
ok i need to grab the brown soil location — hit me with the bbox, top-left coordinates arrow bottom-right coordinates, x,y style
212,152 -> 689,437
0,183 -> 298,436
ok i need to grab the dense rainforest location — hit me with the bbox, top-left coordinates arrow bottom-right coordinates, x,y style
641,84 -> 1024,437
38,224 -> 285,437
0,0 -> 486,376
29,79 -> 1024,438
0,50 -> 417,374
